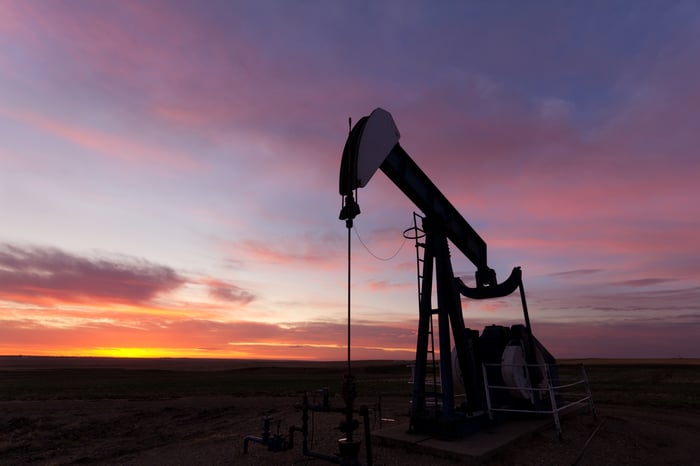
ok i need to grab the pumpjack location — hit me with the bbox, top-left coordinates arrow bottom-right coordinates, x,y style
339,108 -> 558,437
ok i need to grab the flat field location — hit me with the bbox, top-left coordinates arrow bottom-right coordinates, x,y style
0,357 -> 698,465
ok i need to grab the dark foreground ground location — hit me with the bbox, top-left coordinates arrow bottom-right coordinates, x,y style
0,357 -> 698,465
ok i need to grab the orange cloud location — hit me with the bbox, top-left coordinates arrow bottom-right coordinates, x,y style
0,316 -> 419,360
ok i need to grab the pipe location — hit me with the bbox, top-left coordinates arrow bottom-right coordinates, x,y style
288,425 -> 302,450
242,416 -> 272,454
361,405 -> 373,466
242,435 -> 263,454
300,392 -> 341,464
303,447 -> 341,464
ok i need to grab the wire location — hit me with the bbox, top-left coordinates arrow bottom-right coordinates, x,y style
353,224 -> 408,261
573,418 -> 607,465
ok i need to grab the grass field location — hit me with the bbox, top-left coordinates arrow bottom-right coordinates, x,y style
0,357 -> 698,465
1,357 -> 698,410
0,361 -> 409,401
561,362 -> 700,410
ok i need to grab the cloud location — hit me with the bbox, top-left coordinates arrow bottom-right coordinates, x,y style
2,311 -> 698,359
533,320 -> 700,359
230,232 -> 344,270
203,278 -> 255,305
1,109 -> 202,173
550,269 -> 603,279
365,280 -> 412,292
0,1 -> 355,177
0,316 -> 419,359
539,98 -> 574,121
0,243 -> 185,306
1,2 -> 698,361
615,278 -> 677,287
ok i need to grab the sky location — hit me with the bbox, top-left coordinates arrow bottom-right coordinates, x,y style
0,1 -> 698,360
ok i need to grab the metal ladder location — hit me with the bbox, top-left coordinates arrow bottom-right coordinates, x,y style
404,212 -> 440,408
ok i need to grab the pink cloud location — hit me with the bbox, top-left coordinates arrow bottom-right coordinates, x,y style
549,269 -> 603,279
0,2 -> 210,89
201,277 -> 255,305
1,3 -> 380,192
225,228 -> 414,282
2,110 -> 203,172
230,234 -> 344,271
364,280 -> 412,293
490,222 -> 699,259
615,278 -> 676,287
534,320 -> 700,359
0,243 -> 184,307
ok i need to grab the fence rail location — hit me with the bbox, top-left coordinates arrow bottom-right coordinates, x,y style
481,363 -> 596,438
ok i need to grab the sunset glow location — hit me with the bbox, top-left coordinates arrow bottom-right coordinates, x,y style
1,1 -> 698,360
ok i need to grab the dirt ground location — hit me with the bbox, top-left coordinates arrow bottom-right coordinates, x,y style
1,394 -> 698,465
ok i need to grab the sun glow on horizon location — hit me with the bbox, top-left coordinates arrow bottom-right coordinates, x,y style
3,341 -> 417,361
66,347 -> 213,359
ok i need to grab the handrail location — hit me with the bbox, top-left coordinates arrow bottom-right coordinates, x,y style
481,363 -> 596,439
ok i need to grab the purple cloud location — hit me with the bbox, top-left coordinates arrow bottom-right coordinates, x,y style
616,278 -> 677,287
204,278 -> 255,305
0,243 -> 185,306
550,269 -> 603,278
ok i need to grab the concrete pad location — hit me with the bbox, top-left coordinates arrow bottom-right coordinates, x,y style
372,415 -> 561,463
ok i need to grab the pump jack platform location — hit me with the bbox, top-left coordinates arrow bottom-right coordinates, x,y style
372,412 -> 563,463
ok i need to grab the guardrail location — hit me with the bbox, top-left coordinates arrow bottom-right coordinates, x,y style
481,363 -> 596,438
